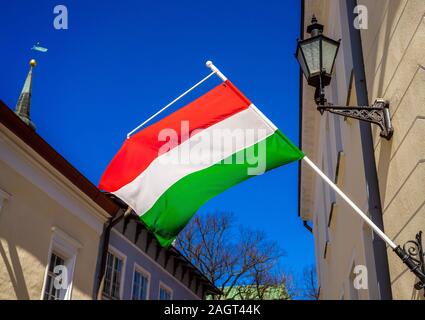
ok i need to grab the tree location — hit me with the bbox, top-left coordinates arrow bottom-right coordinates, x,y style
175,211 -> 291,300
302,264 -> 320,300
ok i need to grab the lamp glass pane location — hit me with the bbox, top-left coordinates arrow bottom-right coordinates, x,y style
300,39 -> 320,75
297,46 -> 309,78
322,38 -> 339,74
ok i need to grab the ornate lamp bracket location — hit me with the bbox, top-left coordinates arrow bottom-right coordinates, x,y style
316,99 -> 393,140
394,231 -> 425,296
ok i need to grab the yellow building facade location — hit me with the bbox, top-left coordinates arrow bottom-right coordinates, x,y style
299,0 -> 425,300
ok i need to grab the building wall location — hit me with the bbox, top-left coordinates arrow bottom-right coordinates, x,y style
0,124 -> 109,299
300,0 -> 381,299
108,227 -> 201,300
359,0 -> 425,300
301,0 -> 425,300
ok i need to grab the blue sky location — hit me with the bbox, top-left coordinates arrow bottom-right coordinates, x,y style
1,0 -> 315,278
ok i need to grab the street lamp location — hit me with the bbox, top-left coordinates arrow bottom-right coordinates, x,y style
296,15 -> 340,99
296,15 -> 394,140
297,15 -> 425,296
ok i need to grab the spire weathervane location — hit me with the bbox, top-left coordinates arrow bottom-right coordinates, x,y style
31,42 -> 48,53
15,59 -> 36,130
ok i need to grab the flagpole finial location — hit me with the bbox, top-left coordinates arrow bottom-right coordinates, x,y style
205,60 -> 228,82
30,59 -> 37,68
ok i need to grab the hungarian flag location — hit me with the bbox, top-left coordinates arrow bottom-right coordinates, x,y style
99,81 -> 304,247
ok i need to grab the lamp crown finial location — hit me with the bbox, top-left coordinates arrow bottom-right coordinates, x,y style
307,14 -> 324,36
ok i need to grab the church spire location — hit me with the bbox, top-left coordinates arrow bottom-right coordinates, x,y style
15,59 -> 36,130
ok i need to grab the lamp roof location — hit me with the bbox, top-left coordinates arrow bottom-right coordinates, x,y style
306,15 -> 324,36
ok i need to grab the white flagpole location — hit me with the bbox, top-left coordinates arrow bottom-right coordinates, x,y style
302,156 -> 397,249
208,61 -> 425,288
303,154 -> 425,287
206,61 -> 395,249
206,61 -> 398,250
205,60 -> 397,250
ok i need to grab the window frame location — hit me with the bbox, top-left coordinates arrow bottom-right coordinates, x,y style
102,245 -> 126,300
41,227 -> 81,300
158,281 -> 173,300
131,263 -> 151,300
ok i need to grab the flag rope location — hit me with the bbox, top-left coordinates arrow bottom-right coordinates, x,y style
302,156 -> 397,249
126,69 -> 218,139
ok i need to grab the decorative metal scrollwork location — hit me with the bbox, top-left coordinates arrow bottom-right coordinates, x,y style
316,99 -> 394,140
402,231 -> 425,291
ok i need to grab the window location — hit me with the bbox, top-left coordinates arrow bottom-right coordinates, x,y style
132,267 -> 150,300
103,251 -> 124,299
159,283 -> 172,300
43,252 -> 65,300
41,227 -> 80,300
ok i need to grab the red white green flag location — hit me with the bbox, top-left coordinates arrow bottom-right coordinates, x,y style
99,80 -> 304,247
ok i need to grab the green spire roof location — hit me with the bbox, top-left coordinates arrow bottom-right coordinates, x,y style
15,59 -> 36,130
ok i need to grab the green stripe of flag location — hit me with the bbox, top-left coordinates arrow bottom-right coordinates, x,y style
141,130 -> 304,247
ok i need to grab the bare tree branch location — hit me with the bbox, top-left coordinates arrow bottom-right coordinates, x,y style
176,211 -> 291,300
301,264 -> 320,300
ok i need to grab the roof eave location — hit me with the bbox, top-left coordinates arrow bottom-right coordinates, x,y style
0,100 -> 120,217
